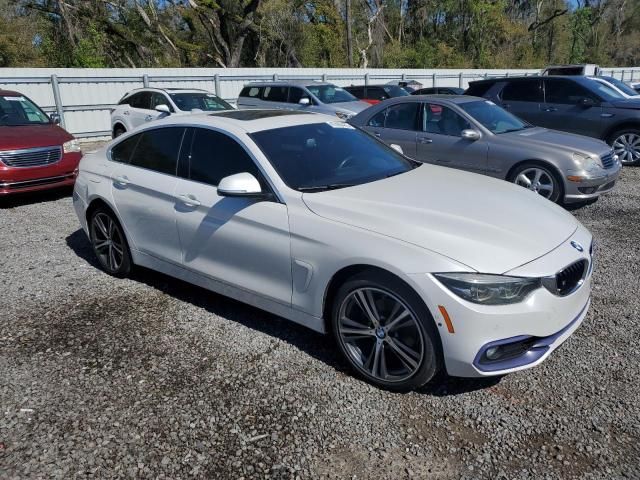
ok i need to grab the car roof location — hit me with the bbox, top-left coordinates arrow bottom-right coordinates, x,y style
241,80 -> 333,88
380,94 -> 481,105
0,89 -> 23,96
470,75 -> 594,84
124,87 -> 212,96
149,109 -> 335,134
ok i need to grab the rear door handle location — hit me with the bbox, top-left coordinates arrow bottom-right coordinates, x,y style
123,111 -> 130,116
177,194 -> 201,207
145,115 -> 153,121
113,175 -> 130,186
418,137 -> 433,144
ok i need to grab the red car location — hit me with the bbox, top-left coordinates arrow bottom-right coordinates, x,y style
0,89 -> 82,196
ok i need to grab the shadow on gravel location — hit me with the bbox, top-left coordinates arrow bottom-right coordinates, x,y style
66,228 -> 498,397
0,186 -> 72,209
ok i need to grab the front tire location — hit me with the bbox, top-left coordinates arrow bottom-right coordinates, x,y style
510,162 -> 563,203
89,208 -> 132,277
609,128 -> 640,165
331,271 -> 441,391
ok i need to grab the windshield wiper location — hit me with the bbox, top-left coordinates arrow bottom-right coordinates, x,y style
298,183 -> 357,192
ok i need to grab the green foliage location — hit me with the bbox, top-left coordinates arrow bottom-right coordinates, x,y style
2,0 -> 639,68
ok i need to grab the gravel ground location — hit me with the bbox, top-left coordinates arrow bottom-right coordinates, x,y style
1,167 -> 639,479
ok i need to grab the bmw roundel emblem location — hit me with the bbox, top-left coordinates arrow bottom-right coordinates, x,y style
571,241 -> 584,252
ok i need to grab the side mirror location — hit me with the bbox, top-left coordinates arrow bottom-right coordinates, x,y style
50,113 -> 61,125
461,129 -> 481,141
155,104 -> 171,114
389,144 -> 404,155
579,98 -> 595,108
217,172 -> 263,197
299,97 -> 311,106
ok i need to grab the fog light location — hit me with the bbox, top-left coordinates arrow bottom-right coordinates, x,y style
578,186 -> 597,194
485,346 -> 501,360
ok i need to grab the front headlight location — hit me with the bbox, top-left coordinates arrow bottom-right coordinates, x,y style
434,273 -> 541,305
63,139 -> 81,154
335,111 -> 353,121
572,152 -> 602,170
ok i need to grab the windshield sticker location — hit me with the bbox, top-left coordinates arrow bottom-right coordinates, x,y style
326,121 -> 355,129
4,96 -> 26,101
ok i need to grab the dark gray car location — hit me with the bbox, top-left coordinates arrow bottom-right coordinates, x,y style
466,75 -> 640,165
349,95 -> 621,205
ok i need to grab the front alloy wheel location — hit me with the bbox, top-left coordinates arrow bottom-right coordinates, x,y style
89,209 -> 131,277
511,163 -> 561,203
332,272 -> 440,391
612,131 -> 640,165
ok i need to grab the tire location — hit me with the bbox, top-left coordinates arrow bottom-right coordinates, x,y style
330,270 -> 442,391
608,128 -> 640,166
113,125 -> 126,138
509,162 -> 563,203
89,207 -> 132,278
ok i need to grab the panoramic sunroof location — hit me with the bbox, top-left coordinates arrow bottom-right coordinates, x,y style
210,110 -> 309,121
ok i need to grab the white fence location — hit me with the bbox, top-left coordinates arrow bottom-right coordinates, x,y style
1,67 -> 639,139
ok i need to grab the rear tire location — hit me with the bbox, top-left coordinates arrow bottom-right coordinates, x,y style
608,128 -> 640,165
509,162 -> 563,203
330,270 -> 442,391
113,125 -> 126,138
89,208 -> 132,278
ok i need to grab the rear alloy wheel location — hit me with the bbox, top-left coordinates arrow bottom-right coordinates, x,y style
113,126 -> 126,138
331,272 -> 440,391
89,209 -> 131,277
511,163 -> 561,203
611,130 -> 640,165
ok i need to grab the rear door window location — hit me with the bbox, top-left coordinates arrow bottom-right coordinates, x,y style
240,86 -> 263,98
502,79 -> 543,102
384,103 -> 420,130
129,92 -> 152,110
367,87 -> 389,101
262,86 -> 288,103
110,134 -> 141,163
465,82 -> 493,97
128,127 -> 185,175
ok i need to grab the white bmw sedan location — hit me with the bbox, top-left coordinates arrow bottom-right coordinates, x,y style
73,110 -> 593,391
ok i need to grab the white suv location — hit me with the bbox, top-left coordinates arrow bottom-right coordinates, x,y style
110,88 -> 233,138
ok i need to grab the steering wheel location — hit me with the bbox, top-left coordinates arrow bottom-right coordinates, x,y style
338,154 -> 357,170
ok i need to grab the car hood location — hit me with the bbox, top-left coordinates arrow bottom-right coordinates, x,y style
0,124 -> 73,150
500,127 -> 611,155
333,101 -> 372,115
302,165 -> 578,274
609,98 -> 640,109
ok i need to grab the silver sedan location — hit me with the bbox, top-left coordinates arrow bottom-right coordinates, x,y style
349,95 -> 621,204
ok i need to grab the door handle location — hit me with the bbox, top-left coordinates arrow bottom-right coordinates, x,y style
177,194 -> 201,207
123,111 -> 129,116
418,137 -> 433,144
145,115 -> 153,121
113,175 -> 130,186
542,107 -> 557,112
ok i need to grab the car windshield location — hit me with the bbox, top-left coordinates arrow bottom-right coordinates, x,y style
459,100 -> 529,134
0,95 -> 50,126
587,81 -> 626,100
598,77 -> 638,97
169,92 -> 232,111
306,85 -> 357,104
250,122 -> 416,191
384,85 -> 411,97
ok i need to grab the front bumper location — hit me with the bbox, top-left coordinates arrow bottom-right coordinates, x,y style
409,227 -> 593,378
563,162 -> 621,203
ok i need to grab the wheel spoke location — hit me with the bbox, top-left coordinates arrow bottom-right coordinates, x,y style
94,216 -> 109,238
385,308 -> 412,333
94,240 -> 109,251
386,337 -> 419,371
538,183 -> 553,192
341,327 -> 376,341
516,173 -> 532,187
533,169 -> 542,183
355,290 -> 380,327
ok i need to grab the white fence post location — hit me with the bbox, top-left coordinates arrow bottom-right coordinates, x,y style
143,74 -> 150,88
50,74 -> 65,129
214,74 -> 221,96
